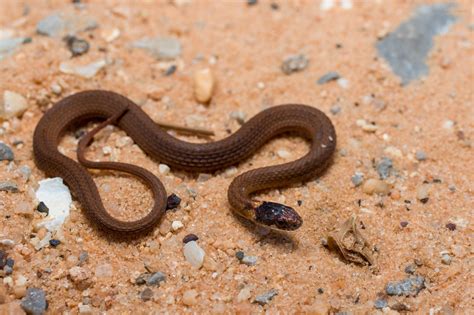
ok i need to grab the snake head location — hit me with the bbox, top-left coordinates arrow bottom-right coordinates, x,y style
254,201 -> 302,231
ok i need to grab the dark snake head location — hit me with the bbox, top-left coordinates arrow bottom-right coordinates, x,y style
254,201 -> 303,231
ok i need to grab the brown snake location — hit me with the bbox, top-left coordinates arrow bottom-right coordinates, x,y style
33,90 -> 336,235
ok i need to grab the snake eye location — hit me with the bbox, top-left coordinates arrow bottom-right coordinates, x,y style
254,201 -> 303,230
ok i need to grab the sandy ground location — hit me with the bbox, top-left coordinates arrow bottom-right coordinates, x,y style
0,0 -> 473,314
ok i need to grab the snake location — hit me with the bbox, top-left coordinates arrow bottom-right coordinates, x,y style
33,90 -> 336,235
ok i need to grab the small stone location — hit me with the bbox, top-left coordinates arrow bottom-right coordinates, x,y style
68,266 -> 91,289
171,220 -> 184,231
78,251 -> 89,265
64,36 -> 89,56
337,78 -> 350,89
95,263 -> 113,278
374,298 -> 388,309
50,83 -> 62,95
362,178 -> 390,195
415,150 -> 427,161
1,91 -> 29,119
141,288 -> 153,301
254,289 -> 278,306
146,272 -> 166,286
351,172 -> 364,187
183,234 -> 199,243
400,221 -> 409,228
445,223 -> 456,231
166,193 -> 181,210
442,120 -> 454,129
0,250 -> 6,268
159,164 -> 170,175
59,59 -> 107,79
385,276 -> 425,296
317,71 -> 340,84
441,252 -> 452,265
230,111 -> 246,124
330,104 -> 341,115
18,165 -> 32,180
235,251 -> 245,261
4,265 -> 13,275
0,181 -> 18,192
241,255 -> 258,266
0,285 -> 6,304
20,288 -> 47,315
277,149 -> 291,159
183,241 -> 205,269
237,287 -> 251,302
247,0 -> 258,5
416,184 -> 430,203
193,68 -> 215,104
182,289 -> 198,306
0,143 -> 14,161
78,303 -> 92,314
36,202 -> 49,215
37,12 -> 97,37
0,37 -> 30,61
164,64 -> 177,76
376,157 -> 393,179
0,239 -> 14,247
281,54 -> 308,75
132,37 -> 181,60
49,239 -> 60,247
14,202 -> 33,217
356,119 -> 378,132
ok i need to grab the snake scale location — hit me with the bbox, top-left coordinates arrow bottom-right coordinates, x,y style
33,90 -> 336,235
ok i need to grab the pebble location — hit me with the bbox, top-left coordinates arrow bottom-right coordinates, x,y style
20,288 -> 47,315
235,251 -> 245,261
49,239 -> 60,247
95,263 -> 113,278
405,264 -> 416,274
385,276 -> 425,296
330,104 -> 341,115
182,289 -> 198,306
64,36 -> 89,56
141,288 -> 153,301
441,252 -> 452,265
0,143 -> 14,161
0,37 -> 30,60
183,234 -> 199,243
230,111 -> 246,124
277,149 -> 291,159
78,303 -> 92,314
146,272 -> 166,286
14,202 -> 33,217
193,68 -> 215,103
241,255 -> 258,266
68,266 -> 91,290
79,251 -> 89,265
281,54 -> 308,74
166,193 -> 181,210
400,221 -> 409,228
356,119 -> 378,132
37,12 -> 97,37
351,172 -> 364,187
171,220 -> 184,231
374,298 -> 388,309
59,59 -> 107,79
101,28 -> 120,42
376,157 -> 393,179
132,37 -> 181,60
1,91 -> 29,119
0,181 -> 18,192
337,78 -> 350,89
416,183 -> 430,203
445,223 -> 456,231
159,164 -> 170,175
35,178 -> 72,231
254,289 -> 278,305
237,287 -> 252,302
0,250 -> 6,268
18,165 -> 32,180
183,241 -> 205,269
0,239 -> 14,247
247,0 -> 258,5
317,71 -> 340,84
415,150 -> 427,161
362,178 -> 390,195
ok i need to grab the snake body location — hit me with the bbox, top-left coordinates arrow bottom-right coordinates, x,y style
33,90 -> 336,234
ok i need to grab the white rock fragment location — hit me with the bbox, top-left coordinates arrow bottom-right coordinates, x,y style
1,91 -> 29,119
159,164 -> 170,175
442,120 -> 454,129
277,149 -> 291,159
320,0 -> 334,11
183,241 -> 205,269
35,177 -> 72,232
0,239 -> 15,247
171,220 -> 184,231
340,0 -> 353,10
101,28 -> 120,42
337,77 -> 350,89
59,59 -> 107,79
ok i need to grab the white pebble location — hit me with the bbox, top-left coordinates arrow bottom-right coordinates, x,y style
224,166 -> 238,178
183,241 -> 205,269
337,78 -> 350,89
35,177 -> 72,232
442,120 -> 454,129
59,59 -> 107,79
159,164 -> 170,175
1,91 -> 28,119
50,83 -> 62,95
101,28 -> 120,42
171,220 -> 184,231
193,68 -> 215,103
277,149 -> 291,159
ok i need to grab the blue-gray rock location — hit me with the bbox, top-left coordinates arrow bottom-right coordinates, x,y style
415,150 -> 427,161
146,272 -> 166,286
317,71 -> 340,84
241,255 -> 258,266
0,181 -> 19,192
374,298 -> 388,309
376,3 -> 457,85
37,12 -> 98,37
330,104 -> 341,115
351,172 -> 364,187
0,143 -> 14,161
132,37 -> 182,60
254,289 -> 278,305
376,157 -> 393,179
21,288 -> 47,315
0,38 -> 30,60
385,276 -> 425,296
281,54 -> 308,75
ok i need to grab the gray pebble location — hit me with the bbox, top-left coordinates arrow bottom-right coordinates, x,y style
78,251 -> 89,265
4,265 -> 13,275
376,157 -> 393,179
37,12 -> 98,37
404,264 -> 416,274
241,255 -> 258,266
19,165 -> 32,180
65,36 -> 89,56
132,37 -> 182,60
140,288 -> 153,301
441,253 -> 452,265
0,143 -> 14,161
351,172 -> 364,187
254,289 -> 278,305
374,298 -> 388,309
317,71 -> 340,84
281,54 -> 308,75
415,150 -> 427,161
21,288 -> 48,315
330,104 -> 341,115
385,276 -> 425,296
146,272 -> 166,286
235,251 -> 245,261
0,181 -> 19,192
0,37 -> 30,60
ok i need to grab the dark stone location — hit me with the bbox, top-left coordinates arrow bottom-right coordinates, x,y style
376,157 -> 393,179
21,288 -> 48,315
0,143 -> 14,161
247,0 -> 258,5
166,193 -> 181,210
0,250 -> 7,268
374,298 -> 388,309
400,221 -> 409,228
281,54 -> 308,75
49,239 -> 60,247
64,35 -> 89,56
36,202 -> 49,215
235,251 -> 245,261
182,234 -> 199,244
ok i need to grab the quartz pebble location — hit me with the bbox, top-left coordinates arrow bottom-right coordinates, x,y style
59,59 -> 107,79
35,178 -> 72,232
166,193 -> 181,210
362,178 -> 390,195
146,272 -> 166,286
20,288 -> 47,315
183,234 -> 199,243
385,276 -> 425,296
351,172 -> 364,187
193,68 -> 215,103
281,54 -> 308,74
237,287 -> 252,302
1,91 -> 29,119
241,255 -> 258,266
254,289 -> 278,305
0,143 -> 14,161
183,241 -> 205,269
0,37 -> 30,61
337,78 -> 350,89
356,119 -> 378,132
171,220 -> 184,231
415,150 -> 427,161
230,111 -> 246,124
132,37 -> 181,60
277,149 -> 291,159
330,104 -> 341,115
182,289 -> 198,306
0,181 -> 18,192
159,164 -> 170,175
37,12 -> 98,37
317,71 -> 340,84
